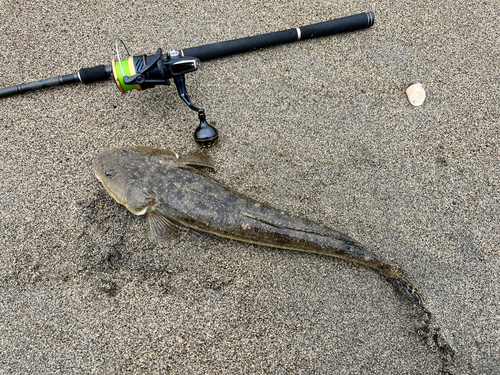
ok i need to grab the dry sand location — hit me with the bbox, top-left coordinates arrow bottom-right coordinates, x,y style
1,1 -> 499,373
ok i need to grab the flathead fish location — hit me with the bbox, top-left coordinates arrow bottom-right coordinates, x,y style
93,146 -> 424,305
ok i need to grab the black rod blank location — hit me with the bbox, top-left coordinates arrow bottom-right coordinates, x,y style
181,12 -> 374,61
0,73 -> 80,98
0,67 -> 112,98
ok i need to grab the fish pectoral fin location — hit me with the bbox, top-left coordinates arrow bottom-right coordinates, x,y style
178,152 -> 215,170
147,209 -> 188,247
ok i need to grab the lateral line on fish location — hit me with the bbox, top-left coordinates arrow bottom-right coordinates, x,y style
242,211 -> 349,240
242,212 -> 285,229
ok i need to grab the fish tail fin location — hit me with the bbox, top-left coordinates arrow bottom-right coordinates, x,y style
343,244 -> 425,306
383,266 -> 425,306
326,240 -> 425,306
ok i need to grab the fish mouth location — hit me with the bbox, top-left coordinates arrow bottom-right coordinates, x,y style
95,173 -> 126,206
95,172 -> 151,216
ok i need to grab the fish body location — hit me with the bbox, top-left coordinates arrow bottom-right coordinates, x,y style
93,146 -> 424,305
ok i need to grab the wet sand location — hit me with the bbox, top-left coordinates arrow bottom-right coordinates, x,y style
1,1 -> 499,373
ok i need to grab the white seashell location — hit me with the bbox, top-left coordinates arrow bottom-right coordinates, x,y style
405,83 -> 426,106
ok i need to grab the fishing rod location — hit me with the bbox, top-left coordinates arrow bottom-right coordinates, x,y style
0,12 -> 375,147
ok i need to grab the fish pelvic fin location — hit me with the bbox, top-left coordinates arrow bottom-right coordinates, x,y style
147,209 -> 188,247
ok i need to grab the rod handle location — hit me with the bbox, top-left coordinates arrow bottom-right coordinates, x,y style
301,12 -> 374,39
78,65 -> 110,84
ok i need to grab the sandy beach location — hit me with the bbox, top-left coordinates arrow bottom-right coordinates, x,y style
1,1 -> 499,373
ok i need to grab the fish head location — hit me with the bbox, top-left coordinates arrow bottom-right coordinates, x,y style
93,146 -> 179,215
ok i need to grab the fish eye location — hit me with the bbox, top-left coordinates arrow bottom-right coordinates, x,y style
105,170 -> 115,177
120,150 -> 128,157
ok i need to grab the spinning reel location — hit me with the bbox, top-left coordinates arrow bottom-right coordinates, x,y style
112,49 -> 218,147
0,12 -> 375,148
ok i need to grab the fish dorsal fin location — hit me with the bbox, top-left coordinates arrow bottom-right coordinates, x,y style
178,152 -> 215,170
131,146 -> 178,159
131,146 -> 179,162
147,209 -> 188,247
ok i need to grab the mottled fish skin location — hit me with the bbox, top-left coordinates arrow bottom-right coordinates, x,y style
93,146 -> 425,306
